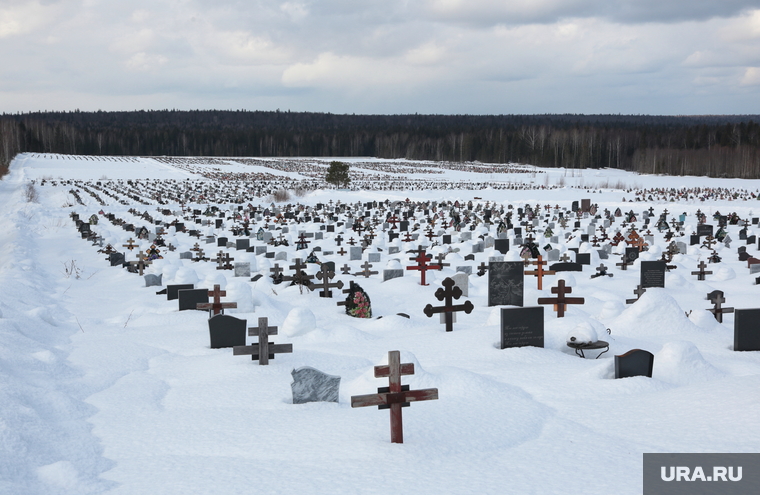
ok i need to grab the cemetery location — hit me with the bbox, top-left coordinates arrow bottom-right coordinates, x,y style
1,152 -> 760,494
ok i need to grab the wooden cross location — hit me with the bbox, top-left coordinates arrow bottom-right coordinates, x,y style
422,277 -> 474,332
123,238 -> 137,251
287,258 -> 313,288
270,263 -> 284,283
191,242 -> 201,252
233,317 -> 292,365
197,284 -> 237,315
355,261 -> 378,279
691,261 -> 713,281
347,237 -> 357,246
315,265 -> 344,297
435,253 -> 450,270
215,251 -> 234,270
559,252 -> 571,262
387,215 -> 400,229
707,291 -> 734,323
350,350 -> 439,444
537,280 -> 585,317
296,233 -> 310,250
476,262 -> 489,277
591,263 -> 612,279
625,285 -> 646,304
129,251 -> 151,276
340,263 -> 351,275
524,255 -> 554,290
406,247 -> 440,286
615,254 -> 631,271
337,246 -> 347,256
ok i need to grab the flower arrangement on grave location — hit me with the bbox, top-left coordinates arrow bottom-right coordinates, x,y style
305,250 -> 321,265
345,283 -> 372,319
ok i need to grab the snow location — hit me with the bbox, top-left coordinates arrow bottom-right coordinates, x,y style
2,153 -> 760,494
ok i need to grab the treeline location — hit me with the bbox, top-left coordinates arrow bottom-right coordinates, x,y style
1,110 -> 759,178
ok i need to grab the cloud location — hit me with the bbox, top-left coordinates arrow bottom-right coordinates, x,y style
741,67 -> 760,85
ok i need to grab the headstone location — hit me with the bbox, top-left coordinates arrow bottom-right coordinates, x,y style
640,261 -> 666,289
255,246 -> 268,255
388,246 -> 400,254
166,284 -> 194,300
614,349 -> 654,379
625,247 -> 639,263
368,252 -> 381,263
178,288 -> 209,311
734,309 -> 760,351
383,268 -> 404,282
547,249 -> 560,262
488,256 -> 504,263
751,264 -> 760,274
350,246 -> 363,261
236,239 -> 250,251
208,314 -> 247,349
456,265 -> 472,275
460,232 -> 472,241
500,307 -> 544,349
291,367 -> 341,404
275,251 -> 288,261
596,249 -> 608,260
179,251 -> 193,260
576,253 -> 591,265
487,262 -> 524,307
144,273 -> 162,287
234,262 -> 251,278
217,237 -> 228,247
697,224 -> 713,237
549,262 -> 583,272
451,272 -> 469,297
494,239 -> 510,255
109,252 -> 125,266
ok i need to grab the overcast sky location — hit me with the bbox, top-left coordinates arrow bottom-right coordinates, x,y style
1,1 -> 759,115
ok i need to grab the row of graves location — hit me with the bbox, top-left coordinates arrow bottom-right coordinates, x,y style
68,195 -> 760,443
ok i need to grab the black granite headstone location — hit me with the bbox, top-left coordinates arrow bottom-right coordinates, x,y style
625,247 -> 639,263
167,284 -> 194,301
215,219 -> 223,228
576,253 -> 591,265
236,239 -> 250,251
690,235 -> 700,246
500,307 -> 544,349
697,224 -> 713,237
494,239 -> 510,255
178,288 -> 209,311
615,349 -> 654,378
488,262 -> 524,307
217,237 -> 228,247
640,261 -> 666,289
208,314 -> 247,349
734,309 -> 760,351
109,252 -> 125,267
549,262 -> 583,272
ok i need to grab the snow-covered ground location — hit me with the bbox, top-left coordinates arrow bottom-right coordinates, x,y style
1,154 -> 759,495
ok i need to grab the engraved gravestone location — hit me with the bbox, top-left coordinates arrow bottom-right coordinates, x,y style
500,307 -> 544,349
697,224 -> 713,237
640,261 -> 666,289
614,349 -> 654,379
208,314 -> 247,349
494,239 -> 510,255
734,309 -> 760,351
625,247 -> 639,263
291,367 -> 340,404
488,261 -> 524,307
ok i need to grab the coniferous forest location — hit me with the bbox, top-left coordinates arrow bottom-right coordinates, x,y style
1,110 -> 759,178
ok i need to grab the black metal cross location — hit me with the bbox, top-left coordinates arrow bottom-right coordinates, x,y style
423,277 -> 474,332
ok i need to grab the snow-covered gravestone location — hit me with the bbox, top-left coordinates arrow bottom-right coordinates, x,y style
290,367 -> 340,404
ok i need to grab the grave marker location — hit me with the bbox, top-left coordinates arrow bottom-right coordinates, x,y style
500,307 -> 544,349
734,309 -> 760,351
614,349 -> 654,379
640,261 -> 666,289
233,317 -> 293,365
208,314 -> 247,349
291,367 -> 341,404
488,262 -> 524,307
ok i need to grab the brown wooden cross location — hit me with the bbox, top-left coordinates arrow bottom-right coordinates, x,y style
337,246 -> 347,256
340,263 -> 351,275
350,350 -> 439,444
315,265 -> 344,297
706,290 -> 734,323
233,317 -> 292,365
406,247 -> 440,286
524,255 -> 555,290
423,277 -> 474,332
193,248 -> 207,262
197,284 -> 237,315
215,251 -> 234,270
691,261 -> 713,281
123,238 -> 137,251
537,280 -> 585,317
625,285 -> 647,304
129,251 -> 151,276
615,253 -> 631,271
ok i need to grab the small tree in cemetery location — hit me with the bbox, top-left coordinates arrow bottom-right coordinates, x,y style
325,161 -> 350,187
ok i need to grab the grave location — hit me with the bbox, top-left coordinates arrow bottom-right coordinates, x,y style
144,273 -> 162,287
488,262 -> 524,307
178,288 -> 209,311
423,277 -> 474,332
166,284 -> 194,300
614,349 -> 654,379
500,307 -> 544,349
291,367 -> 341,404
208,314 -> 247,349
734,309 -> 760,351
233,317 -> 293,365
235,239 -> 250,251
537,280 -> 584,318
350,350 -> 439,444
234,262 -> 251,278
350,246 -> 363,261
640,261 -> 666,289
197,285 -> 237,316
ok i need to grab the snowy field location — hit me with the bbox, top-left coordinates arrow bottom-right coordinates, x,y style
1,153 -> 760,495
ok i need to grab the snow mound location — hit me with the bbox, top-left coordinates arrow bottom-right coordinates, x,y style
172,267 -> 199,285
654,341 -> 725,385
200,272 -> 227,290
225,281 -> 255,313
713,266 -> 736,281
566,322 -> 598,344
597,300 -> 624,320
281,307 -> 317,337
609,288 -> 703,337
